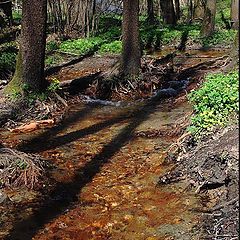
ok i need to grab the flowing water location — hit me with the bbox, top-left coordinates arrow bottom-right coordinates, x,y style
0,49 -> 228,239
0,97 -> 201,240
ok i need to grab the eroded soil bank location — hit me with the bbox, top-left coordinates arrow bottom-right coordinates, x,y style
159,123 -> 239,239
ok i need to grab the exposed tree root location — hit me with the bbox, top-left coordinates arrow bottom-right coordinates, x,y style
0,148 -> 49,189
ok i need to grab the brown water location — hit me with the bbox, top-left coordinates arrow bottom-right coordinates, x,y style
0,98 -> 200,240
1,49 -> 228,240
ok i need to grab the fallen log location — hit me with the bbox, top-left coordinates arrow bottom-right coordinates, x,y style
59,71 -> 103,94
44,50 -> 96,76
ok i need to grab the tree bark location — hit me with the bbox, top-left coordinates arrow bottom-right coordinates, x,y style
174,0 -> 181,20
231,0 -> 239,29
6,0 -> 47,94
193,0 -> 205,19
187,0 -> 193,23
147,0 -> 155,24
121,0 -> 141,79
200,0 -> 216,37
160,0 -> 176,25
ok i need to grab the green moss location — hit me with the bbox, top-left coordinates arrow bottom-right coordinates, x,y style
4,50 -> 24,97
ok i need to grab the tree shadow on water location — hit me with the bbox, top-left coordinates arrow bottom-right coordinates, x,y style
6,99 -> 162,240
17,104 -> 99,152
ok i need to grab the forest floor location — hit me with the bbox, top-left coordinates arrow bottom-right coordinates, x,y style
0,47 -> 238,239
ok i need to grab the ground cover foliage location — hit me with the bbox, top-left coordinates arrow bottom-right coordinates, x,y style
188,71 -> 239,136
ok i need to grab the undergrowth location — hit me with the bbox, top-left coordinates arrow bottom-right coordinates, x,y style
59,37 -> 104,55
98,40 -> 122,55
188,71 -> 239,137
0,52 -> 16,72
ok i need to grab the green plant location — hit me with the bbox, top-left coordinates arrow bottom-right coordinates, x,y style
202,30 -> 237,47
98,41 -> 122,54
188,71 -> 239,136
47,78 -> 61,92
45,54 -> 64,67
59,37 -> 104,55
46,40 -> 59,52
12,11 -> 22,22
98,26 -> 121,41
0,52 -> 17,72
17,160 -> 28,170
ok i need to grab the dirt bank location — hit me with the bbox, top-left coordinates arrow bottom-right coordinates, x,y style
159,123 -> 239,239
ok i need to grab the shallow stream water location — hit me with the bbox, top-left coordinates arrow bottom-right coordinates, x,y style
0,48 -> 228,239
0,98 -> 201,240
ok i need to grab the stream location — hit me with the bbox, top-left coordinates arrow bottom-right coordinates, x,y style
0,97 -> 201,240
0,48 -> 228,240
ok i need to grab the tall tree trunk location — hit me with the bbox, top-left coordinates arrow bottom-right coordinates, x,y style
193,0 -> 204,19
200,0 -> 216,37
187,0 -> 193,23
5,0 -> 47,94
231,0 -> 239,29
121,0 -> 141,79
147,0 -> 155,24
160,0 -> 176,25
174,0 -> 181,20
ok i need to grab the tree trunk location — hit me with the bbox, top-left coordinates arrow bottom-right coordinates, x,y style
121,0 -> 141,79
187,0 -> 193,23
193,0 -> 205,19
174,0 -> 181,20
200,0 -> 216,37
147,0 -> 155,24
5,0 -> 47,94
231,0 -> 239,29
160,0 -> 176,25
224,31 -> 239,71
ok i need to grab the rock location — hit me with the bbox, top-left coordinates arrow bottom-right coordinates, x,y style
167,79 -> 189,90
152,88 -> 178,100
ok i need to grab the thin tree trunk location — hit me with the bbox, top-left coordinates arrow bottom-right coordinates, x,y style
193,0 -> 204,19
160,0 -> 176,25
147,0 -> 155,24
187,0 -> 193,23
174,0 -> 181,20
231,0 -> 239,29
121,0 -> 141,79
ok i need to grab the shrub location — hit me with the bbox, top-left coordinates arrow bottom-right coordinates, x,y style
46,40 -> 59,52
98,26 -> 121,41
188,71 -> 239,136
